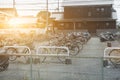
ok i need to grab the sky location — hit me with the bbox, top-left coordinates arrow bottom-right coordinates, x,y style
0,0 -> 63,16
0,0 -> 120,21
113,0 -> 120,21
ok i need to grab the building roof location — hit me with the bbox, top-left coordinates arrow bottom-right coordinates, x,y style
62,0 -> 113,6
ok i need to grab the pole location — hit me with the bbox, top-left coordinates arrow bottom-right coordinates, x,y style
58,0 -> 59,11
46,0 -> 49,31
13,0 -> 15,8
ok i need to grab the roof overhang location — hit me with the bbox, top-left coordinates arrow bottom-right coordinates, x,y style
62,0 -> 113,7
55,18 -> 116,22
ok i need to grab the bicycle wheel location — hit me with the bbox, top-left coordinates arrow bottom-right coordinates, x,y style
0,55 -> 9,72
5,48 -> 18,61
0,62 -> 9,72
108,49 -> 120,65
68,44 -> 80,56
22,48 -> 30,63
76,41 -> 83,51
80,37 -> 87,45
57,48 -> 67,64
39,48 -> 48,63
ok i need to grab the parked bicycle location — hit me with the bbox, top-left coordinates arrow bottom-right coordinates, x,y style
108,49 -> 120,66
4,46 -> 31,62
48,32 -> 91,56
0,48 -> 9,72
37,46 -> 69,64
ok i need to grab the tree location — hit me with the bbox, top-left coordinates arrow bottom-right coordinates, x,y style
36,11 -> 54,32
37,11 -> 51,20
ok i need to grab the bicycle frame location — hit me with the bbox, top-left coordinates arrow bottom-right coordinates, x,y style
4,46 -> 31,54
36,46 -> 69,57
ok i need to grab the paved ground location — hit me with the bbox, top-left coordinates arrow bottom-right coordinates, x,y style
0,37 -> 120,80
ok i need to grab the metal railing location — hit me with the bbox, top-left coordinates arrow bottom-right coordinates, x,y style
0,46 -> 120,80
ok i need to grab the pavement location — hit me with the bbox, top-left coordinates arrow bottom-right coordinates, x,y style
0,37 -> 120,80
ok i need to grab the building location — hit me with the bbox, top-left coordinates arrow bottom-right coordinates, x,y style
54,0 -> 117,33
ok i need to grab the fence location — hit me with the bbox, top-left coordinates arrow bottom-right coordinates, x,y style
0,56 -> 104,80
0,45 -> 120,80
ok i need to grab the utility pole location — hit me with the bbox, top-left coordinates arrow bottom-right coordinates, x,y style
13,0 -> 15,8
46,0 -> 49,31
58,0 -> 59,11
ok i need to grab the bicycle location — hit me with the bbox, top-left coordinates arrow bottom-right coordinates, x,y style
5,46 -> 31,62
48,35 -> 80,56
0,54 -> 9,72
37,46 -> 69,64
108,49 -> 120,65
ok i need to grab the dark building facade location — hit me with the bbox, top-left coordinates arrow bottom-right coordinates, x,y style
54,0 -> 117,33
64,5 -> 112,18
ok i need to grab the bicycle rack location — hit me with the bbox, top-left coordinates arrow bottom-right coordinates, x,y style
104,47 -> 120,67
104,47 -> 120,58
36,46 -> 70,57
4,46 -> 31,55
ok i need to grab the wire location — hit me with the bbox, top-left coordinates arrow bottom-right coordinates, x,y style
0,2 -> 63,5
16,8 -> 63,11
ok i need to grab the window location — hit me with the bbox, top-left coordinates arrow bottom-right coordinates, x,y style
60,23 -> 64,26
106,22 -> 109,26
76,23 -> 82,29
88,12 -> 92,17
96,8 -> 100,11
101,8 -> 105,12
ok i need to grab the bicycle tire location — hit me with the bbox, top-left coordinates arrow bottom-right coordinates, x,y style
76,42 -> 83,51
0,55 -> 9,72
5,48 -> 18,61
68,44 -> 80,56
22,48 -> 30,63
0,55 -> 9,65
0,62 -> 9,72
80,38 -> 87,45
57,48 -> 67,64
39,48 -> 48,63
108,49 -> 120,65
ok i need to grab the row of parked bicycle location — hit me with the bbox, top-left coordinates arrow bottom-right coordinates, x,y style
47,31 -> 91,56
5,32 -> 91,62
98,31 -> 120,42
101,31 -> 120,68
0,31 -> 91,72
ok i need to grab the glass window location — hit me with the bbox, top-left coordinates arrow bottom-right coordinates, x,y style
96,8 -> 100,11
101,8 -> 105,12
60,23 -> 64,26
88,12 -> 91,16
106,22 -> 109,26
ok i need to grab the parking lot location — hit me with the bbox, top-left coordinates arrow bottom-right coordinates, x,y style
0,36 -> 120,80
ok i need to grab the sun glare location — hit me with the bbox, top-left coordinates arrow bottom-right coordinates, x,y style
8,18 -> 25,27
8,17 -> 37,28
